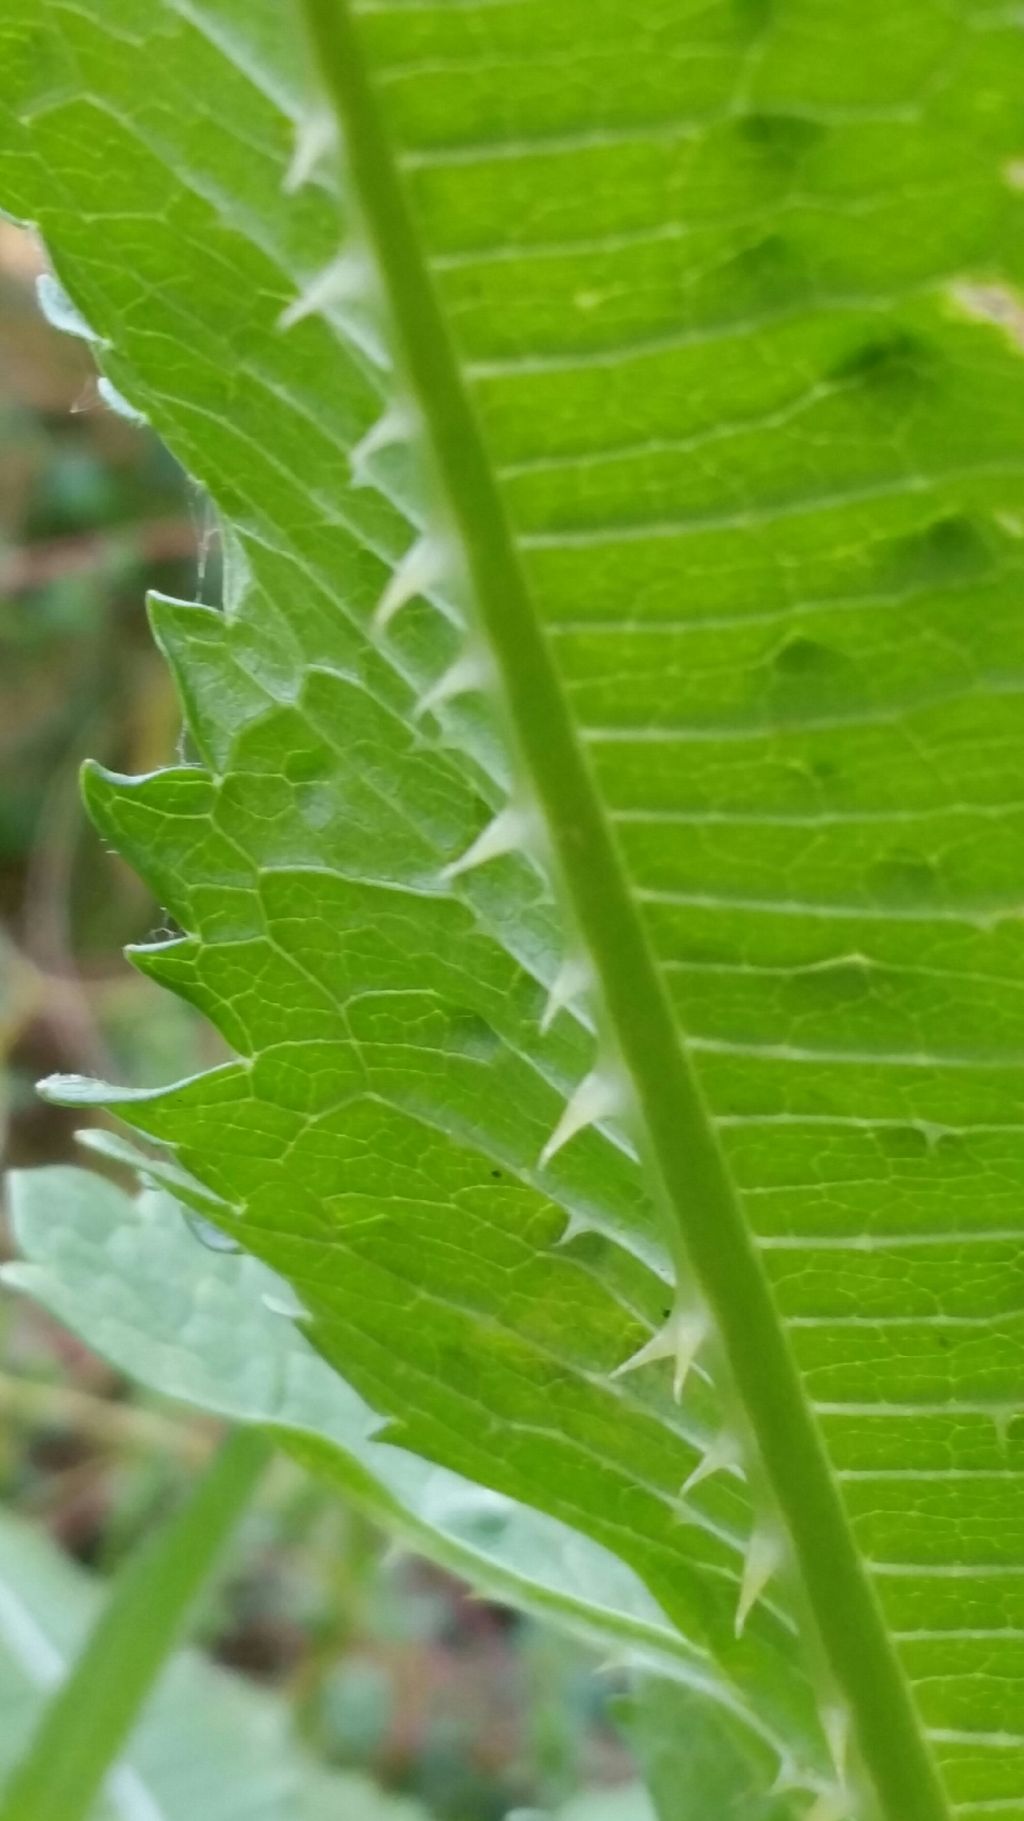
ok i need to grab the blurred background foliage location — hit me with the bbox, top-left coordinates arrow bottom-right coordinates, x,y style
0,222 -> 635,1820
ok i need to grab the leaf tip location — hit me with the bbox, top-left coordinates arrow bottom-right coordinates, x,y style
36,1071 -> 115,1109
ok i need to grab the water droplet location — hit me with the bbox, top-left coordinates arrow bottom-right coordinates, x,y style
183,1211 -> 241,1254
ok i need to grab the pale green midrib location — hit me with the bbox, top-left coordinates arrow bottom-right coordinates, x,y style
298,4 -> 951,1819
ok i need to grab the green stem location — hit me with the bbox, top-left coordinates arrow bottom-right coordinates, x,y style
0,1427 -> 270,1821
298,5 -> 952,1819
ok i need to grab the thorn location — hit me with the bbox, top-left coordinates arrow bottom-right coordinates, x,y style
553,1208 -> 593,1248
441,803 -> 537,882
283,109 -> 337,193
822,1705 -> 849,1785
278,251 -> 370,331
680,1429 -> 743,1497
414,647 -> 492,719
374,534 -> 448,632
350,401 -> 415,482
735,1527 -> 782,1638
540,955 -> 592,1033
610,1306 -> 709,1402
539,1065 -> 625,1167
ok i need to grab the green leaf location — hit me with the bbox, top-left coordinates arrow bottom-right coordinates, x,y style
623,1679 -> 795,1821
4,2 -> 1024,1817
4,1164 -> 725,1697
0,1427 -> 270,1821
2,1178 -> 774,1821
0,1504 -> 429,1821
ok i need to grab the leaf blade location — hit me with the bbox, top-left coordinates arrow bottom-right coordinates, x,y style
295,4 -> 949,1816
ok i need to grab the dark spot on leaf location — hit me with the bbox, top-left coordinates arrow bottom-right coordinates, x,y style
773,635 -> 843,678
881,513 -> 993,590
727,235 -> 804,309
877,1124 -> 930,1160
830,330 -> 936,396
491,1169 -> 503,1179
806,756 -> 839,787
867,849 -> 939,908
731,0 -> 774,36
766,634 -> 856,716
737,111 -> 824,170
937,1335 -> 950,1350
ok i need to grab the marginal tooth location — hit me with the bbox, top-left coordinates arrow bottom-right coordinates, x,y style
350,401 -> 416,482
540,954 -> 592,1034
283,109 -> 337,193
680,1429 -> 743,1497
414,647 -> 492,719
374,534 -> 448,632
735,1527 -> 782,1638
540,1065 -> 625,1167
610,1306 -> 709,1402
822,1705 -> 849,1784
278,251 -> 370,330
441,804 -> 537,882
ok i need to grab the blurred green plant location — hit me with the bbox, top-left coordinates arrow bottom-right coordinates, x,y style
0,1501 -> 446,1821
0,1428 -> 269,1821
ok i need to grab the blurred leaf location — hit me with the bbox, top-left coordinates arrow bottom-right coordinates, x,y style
0,1503 -> 430,1821
622,1678 -> 797,1821
0,1427 -> 270,1821
3,1166 -> 715,1696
